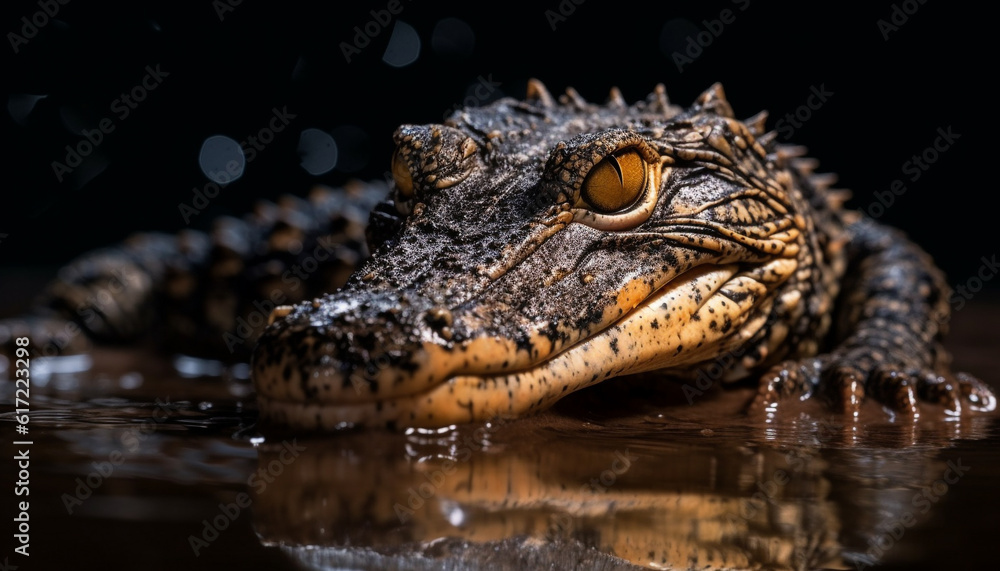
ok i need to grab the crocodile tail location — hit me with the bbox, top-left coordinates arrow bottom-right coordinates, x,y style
0,182 -> 387,365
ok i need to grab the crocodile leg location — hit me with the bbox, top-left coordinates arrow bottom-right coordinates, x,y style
753,218 -> 996,415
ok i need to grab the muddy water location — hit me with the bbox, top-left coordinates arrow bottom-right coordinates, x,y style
2,301 -> 999,571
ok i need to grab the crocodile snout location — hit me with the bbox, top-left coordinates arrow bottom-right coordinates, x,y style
254,290 -> 438,400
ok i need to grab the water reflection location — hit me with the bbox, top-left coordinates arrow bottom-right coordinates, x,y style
1,349 -> 996,570
251,391 -> 997,570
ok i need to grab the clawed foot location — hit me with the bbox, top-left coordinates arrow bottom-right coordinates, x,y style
750,353 -> 996,417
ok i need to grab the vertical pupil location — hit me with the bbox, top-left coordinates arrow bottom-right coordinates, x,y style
581,148 -> 647,213
607,155 -> 624,187
614,149 -> 646,198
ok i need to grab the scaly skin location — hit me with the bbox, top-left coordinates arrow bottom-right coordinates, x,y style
251,81 -> 995,430
3,81 -> 993,430
0,184 -> 382,360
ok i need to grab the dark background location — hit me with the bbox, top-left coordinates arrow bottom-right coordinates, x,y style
2,0 -> 993,291
2,5 -> 998,570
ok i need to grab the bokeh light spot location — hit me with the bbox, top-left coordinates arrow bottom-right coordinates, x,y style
382,21 -> 420,68
199,135 -> 245,184
658,19 -> 700,60
298,128 -> 338,175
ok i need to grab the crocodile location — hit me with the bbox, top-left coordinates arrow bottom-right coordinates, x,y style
251,81 -> 996,430
3,81 -> 995,431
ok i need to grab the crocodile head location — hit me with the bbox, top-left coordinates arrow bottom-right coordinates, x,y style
252,81 -> 818,430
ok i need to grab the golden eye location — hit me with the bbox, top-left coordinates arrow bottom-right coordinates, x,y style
580,148 -> 647,213
391,149 -> 414,199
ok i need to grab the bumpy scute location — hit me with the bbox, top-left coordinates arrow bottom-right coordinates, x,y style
253,81 -> 995,430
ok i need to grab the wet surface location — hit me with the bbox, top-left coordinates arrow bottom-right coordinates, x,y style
2,298 -> 999,570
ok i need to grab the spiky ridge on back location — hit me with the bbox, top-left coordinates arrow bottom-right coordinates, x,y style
429,79 -> 852,381
446,79 -> 851,212
444,77 -> 852,281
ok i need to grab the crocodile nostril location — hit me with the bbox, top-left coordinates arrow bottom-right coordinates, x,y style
425,307 -> 454,340
425,307 -> 453,328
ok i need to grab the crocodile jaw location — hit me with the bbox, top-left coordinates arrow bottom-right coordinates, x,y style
254,259 -> 792,430
250,84 -> 807,431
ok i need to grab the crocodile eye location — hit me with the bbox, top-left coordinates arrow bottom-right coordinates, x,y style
580,148 -> 647,213
391,149 -> 414,199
